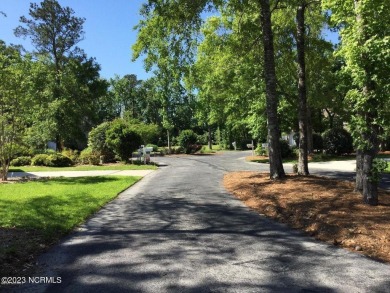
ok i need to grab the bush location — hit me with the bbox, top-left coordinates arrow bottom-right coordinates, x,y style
61,148 -> 79,164
255,144 -> 267,156
31,154 -> 49,166
88,122 -> 116,163
46,154 -> 73,167
106,120 -> 142,162
197,133 -> 209,145
171,146 -> 184,154
178,130 -> 199,154
280,139 -> 293,158
10,156 -> 32,167
187,144 -> 202,154
79,147 -> 101,165
322,128 -> 353,155
146,144 -> 158,152
312,133 -> 324,151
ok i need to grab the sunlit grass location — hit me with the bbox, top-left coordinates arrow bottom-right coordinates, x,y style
0,176 -> 139,237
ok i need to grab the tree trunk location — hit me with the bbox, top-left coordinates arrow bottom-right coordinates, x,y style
353,0 -> 379,205
259,0 -> 285,179
355,149 -> 363,192
208,125 -> 212,150
296,2 -> 309,176
362,149 -> 378,205
307,107 -> 313,154
361,118 -> 379,205
167,129 -> 171,154
1,163 -> 8,181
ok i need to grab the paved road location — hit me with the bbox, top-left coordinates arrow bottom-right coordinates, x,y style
15,151 -> 390,292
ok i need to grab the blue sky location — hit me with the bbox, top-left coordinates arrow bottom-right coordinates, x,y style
1,1 -> 338,81
0,0 -> 151,80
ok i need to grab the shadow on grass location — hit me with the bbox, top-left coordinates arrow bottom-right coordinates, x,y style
34,176 -> 120,185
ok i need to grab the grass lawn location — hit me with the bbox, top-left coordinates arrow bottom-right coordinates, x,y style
0,176 -> 139,234
0,176 -> 140,276
199,145 -> 223,153
9,163 -> 157,173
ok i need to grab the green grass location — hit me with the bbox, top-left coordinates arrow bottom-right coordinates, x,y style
0,176 -> 139,237
199,145 -> 223,153
9,164 -> 157,173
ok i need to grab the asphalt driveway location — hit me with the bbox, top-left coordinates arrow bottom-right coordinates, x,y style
16,152 -> 390,292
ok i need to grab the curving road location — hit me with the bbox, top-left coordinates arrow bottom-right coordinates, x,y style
16,151 -> 390,293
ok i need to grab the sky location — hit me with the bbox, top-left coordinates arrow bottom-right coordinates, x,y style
0,0 -> 151,80
1,1 -> 339,81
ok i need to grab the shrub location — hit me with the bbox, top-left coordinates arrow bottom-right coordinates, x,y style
255,144 -> 267,156
146,144 -> 158,152
106,120 -> 142,162
312,133 -> 324,151
31,154 -> 49,166
178,130 -> 199,154
79,147 -> 101,165
10,156 -> 32,167
322,128 -> 353,155
280,139 -> 293,158
171,146 -> 184,154
197,133 -> 209,145
187,144 -> 202,154
61,148 -> 79,164
46,154 -> 73,167
44,149 -> 56,155
88,122 -> 116,163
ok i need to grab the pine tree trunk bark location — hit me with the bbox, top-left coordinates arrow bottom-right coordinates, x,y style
307,107 -> 313,154
296,2 -> 309,175
259,0 -> 285,179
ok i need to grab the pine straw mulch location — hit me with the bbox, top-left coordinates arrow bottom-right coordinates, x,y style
224,172 -> 390,263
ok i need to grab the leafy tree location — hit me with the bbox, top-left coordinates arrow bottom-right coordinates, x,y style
323,0 -> 390,204
108,74 -> 142,118
14,0 -> 93,150
0,42 -> 32,180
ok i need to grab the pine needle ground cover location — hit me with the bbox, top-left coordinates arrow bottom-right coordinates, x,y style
224,172 -> 390,263
0,176 -> 139,276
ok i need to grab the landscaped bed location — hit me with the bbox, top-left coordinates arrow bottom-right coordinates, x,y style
0,176 -> 140,277
224,172 -> 390,263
